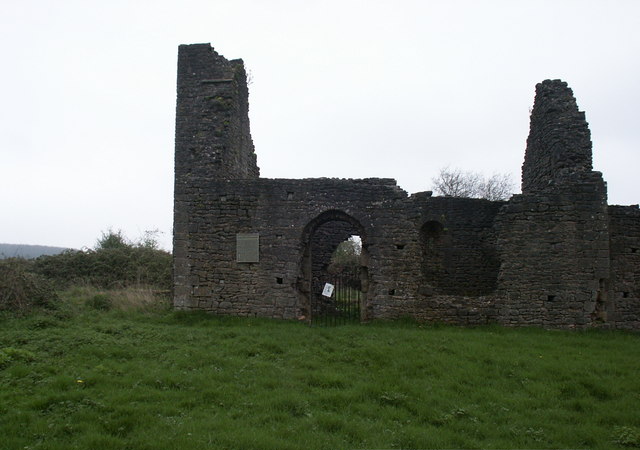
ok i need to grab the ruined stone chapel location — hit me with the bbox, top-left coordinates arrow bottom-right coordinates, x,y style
173,43 -> 639,330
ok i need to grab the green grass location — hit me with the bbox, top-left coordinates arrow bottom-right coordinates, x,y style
0,293 -> 639,449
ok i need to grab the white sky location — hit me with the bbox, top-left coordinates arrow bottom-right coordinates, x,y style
1,0 -> 639,250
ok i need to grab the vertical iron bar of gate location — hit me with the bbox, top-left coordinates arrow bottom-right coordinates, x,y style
339,275 -> 342,324
336,273 -> 341,325
341,273 -> 344,323
343,272 -> 347,324
330,274 -> 333,326
337,272 -> 341,325
344,272 -> 348,323
311,269 -> 361,326
338,273 -> 342,325
345,272 -> 349,322
357,274 -> 360,321
356,277 -> 360,321
345,272 -> 349,321
347,273 -> 350,321
352,270 -> 356,321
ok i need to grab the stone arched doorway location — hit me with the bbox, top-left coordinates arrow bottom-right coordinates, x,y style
299,210 -> 369,324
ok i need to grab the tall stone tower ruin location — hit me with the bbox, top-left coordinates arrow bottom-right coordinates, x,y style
173,44 -> 259,307
496,80 -> 610,327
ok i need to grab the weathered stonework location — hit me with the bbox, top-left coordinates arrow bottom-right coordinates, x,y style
173,43 -> 640,330
609,205 -> 640,329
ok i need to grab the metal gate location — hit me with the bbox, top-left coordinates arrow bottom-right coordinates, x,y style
311,269 -> 361,326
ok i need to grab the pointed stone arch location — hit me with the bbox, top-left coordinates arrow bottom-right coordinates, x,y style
298,210 -> 369,322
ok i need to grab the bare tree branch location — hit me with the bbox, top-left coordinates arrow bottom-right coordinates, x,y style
478,173 -> 515,201
431,167 -> 514,200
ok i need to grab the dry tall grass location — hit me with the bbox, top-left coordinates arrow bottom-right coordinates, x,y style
61,285 -> 171,313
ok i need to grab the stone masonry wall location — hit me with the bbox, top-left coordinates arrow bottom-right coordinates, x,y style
364,195 -> 503,325
175,177 -> 407,318
496,79 -> 610,328
495,175 -> 610,328
174,44 -> 258,182
174,44 -> 260,307
174,177 -> 505,322
173,44 -> 640,330
522,80 -> 593,194
413,196 -> 503,297
609,205 -> 640,329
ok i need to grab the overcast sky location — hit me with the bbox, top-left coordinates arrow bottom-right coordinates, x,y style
1,0 -> 639,250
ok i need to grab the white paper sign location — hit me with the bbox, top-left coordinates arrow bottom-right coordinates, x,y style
322,283 -> 335,297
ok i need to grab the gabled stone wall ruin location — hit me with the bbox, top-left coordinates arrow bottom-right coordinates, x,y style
173,43 -> 640,330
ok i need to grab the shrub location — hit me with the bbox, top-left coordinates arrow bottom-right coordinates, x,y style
85,293 -> 112,311
95,228 -> 130,250
613,426 -> 640,447
30,250 -> 94,287
0,259 -> 59,312
32,231 -> 172,290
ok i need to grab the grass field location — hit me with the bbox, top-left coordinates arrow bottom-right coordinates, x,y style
1,289 -> 639,450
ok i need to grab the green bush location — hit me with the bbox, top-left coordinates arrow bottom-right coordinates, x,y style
613,426 -> 640,447
85,293 -> 113,311
0,259 -> 59,312
32,231 -> 172,289
0,231 -> 171,314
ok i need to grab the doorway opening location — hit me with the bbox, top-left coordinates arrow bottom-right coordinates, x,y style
299,211 -> 368,325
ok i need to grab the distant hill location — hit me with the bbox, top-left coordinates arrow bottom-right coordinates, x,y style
0,243 -> 74,259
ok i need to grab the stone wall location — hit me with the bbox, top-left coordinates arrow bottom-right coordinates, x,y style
609,205 -> 640,329
174,44 -> 260,307
495,177 -> 609,328
496,80 -> 610,328
172,173 -> 504,322
521,80 -> 593,194
173,176 -> 408,318
172,44 -> 640,330
412,196 -> 503,297
365,195 -> 503,325
175,44 -> 258,183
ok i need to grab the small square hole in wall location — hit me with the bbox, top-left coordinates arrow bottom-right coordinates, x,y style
623,292 -> 630,298
276,234 -> 283,239
276,277 -> 283,284
547,295 -> 556,302
632,248 -> 638,253
396,244 -> 405,250
388,289 -> 396,295
287,192 -> 294,200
